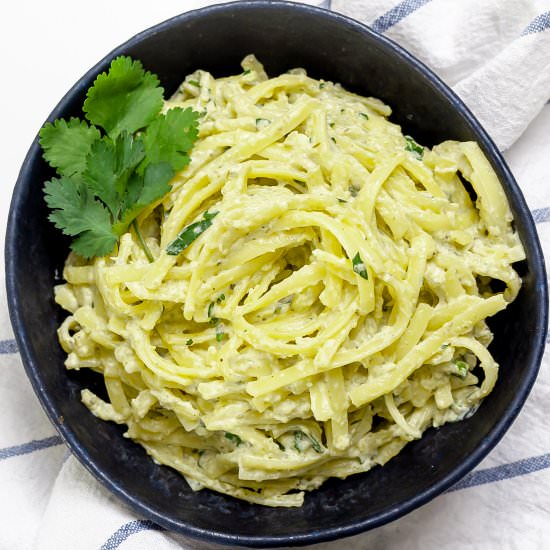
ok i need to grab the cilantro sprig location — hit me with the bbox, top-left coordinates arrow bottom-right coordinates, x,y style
40,56 -> 200,259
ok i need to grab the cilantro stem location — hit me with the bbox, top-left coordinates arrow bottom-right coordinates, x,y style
132,219 -> 154,263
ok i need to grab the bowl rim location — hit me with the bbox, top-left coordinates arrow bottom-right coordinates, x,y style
6,0 -> 549,547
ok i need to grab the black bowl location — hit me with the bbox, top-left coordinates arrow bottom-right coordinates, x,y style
6,1 -> 548,547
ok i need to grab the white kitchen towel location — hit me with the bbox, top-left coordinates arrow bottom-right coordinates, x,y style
332,0 -> 550,150
1,1 -> 549,549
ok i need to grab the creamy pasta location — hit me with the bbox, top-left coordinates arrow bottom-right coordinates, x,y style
54,55 -> 525,507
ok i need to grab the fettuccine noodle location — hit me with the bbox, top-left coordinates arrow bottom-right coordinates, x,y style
55,56 -> 525,507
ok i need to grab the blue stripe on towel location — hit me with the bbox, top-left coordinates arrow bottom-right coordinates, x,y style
0,339 -> 18,354
531,206 -> 550,223
0,435 -> 63,461
371,0 -> 433,33
98,452 -> 550,548
100,520 -> 164,550
448,452 -> 550,492
522,11 -> 550,35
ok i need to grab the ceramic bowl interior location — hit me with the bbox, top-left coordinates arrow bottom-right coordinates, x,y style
6,1 -> 547,547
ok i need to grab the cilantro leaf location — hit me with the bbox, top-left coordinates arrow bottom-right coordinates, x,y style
138,162 -> 174,204
71,227 -> 119,258
82,138 -> 118,211
39,118 -> 100,177
44,177 -> 117,257
112,132 -> 147,196
83,133 -> 145,217
82,133 -> 145,219
83,56 -> 163,138
142,107 -> 199,172
114,162 -> 174,233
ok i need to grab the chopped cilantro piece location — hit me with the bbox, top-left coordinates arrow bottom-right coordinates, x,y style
255,118 -> 271,129
207,302 -> 215,319
225,432 -> 243,446
454,360 -> 469,378
359,112 -> 369,120
215,322 -> 226,342
216,293 -> 225,303
405,135 -> 424,160
294,431 -> 305,452
242,69 -> 251,76
185,338 -> 193,346
294,430 -> 323,453
319,82 -> 326,89
166,211 -> 218,255
352,252 -> 369,280
306,433 -> 323,453
188,79 -> 200,87
207,300 -> 220,326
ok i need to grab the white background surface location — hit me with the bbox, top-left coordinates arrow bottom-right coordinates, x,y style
2,1 -> 550,549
